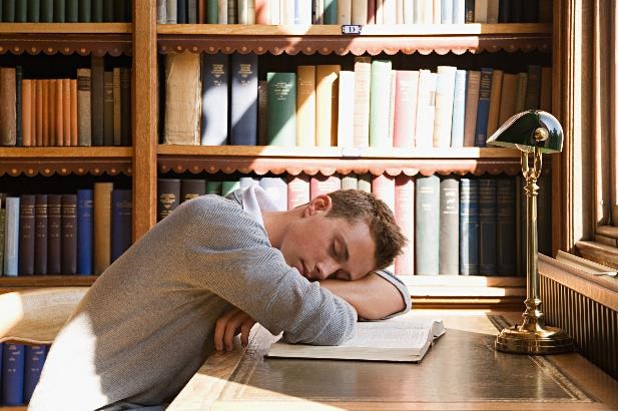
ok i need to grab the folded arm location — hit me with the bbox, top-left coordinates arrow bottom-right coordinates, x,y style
319,270 -> 410,320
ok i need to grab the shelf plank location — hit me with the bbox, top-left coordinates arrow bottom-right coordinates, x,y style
0,23 -> 132,34
158,145 -> 524,176
158,23 -> 552,55
0,147 -> 133,176
0,276 -> 97,293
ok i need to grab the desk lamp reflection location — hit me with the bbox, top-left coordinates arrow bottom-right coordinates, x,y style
487,110 -> 573,354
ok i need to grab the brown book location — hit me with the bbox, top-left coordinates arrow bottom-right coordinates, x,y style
47,194 -> 62,275
316,65 -> 340,147
19,194 -> 36,275
94,182 -> 113,274
34,194 -> 48,275
113,68 -> 122,146
524,65 -> 541,109
49,79 -> 57,146
0,68 -> 17,146
120,68 -> 131,146
463,70 -> 480,147
498,73 -> 519,125
61,194 -> 77,275
180,179 -> 206,203
54,79 -> 64,146
77,68 -> 92,146
540,67 -> 552,112
35,80 -> 43,146
164,53 -> 201,145
486,69 -> 503,137
42,79 -> 49,146
70,79 -> 78,146
91,56 -> 105,146
62,78 -> 71,146
258,80 -> 268,146
103,71 -> 114,146
157,179 -> 181,221
296,65 -> 316,147
353,56 -> 372,148
21,79 -> 33,146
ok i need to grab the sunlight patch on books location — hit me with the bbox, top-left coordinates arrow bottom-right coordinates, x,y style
266,317 -> 445,363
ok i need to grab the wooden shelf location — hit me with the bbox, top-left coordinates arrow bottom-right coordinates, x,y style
158,145 -> 523,176
0,147 -> 133,176
0,23 -> 132,56
157,23 -> 552,55
0,276 -> 97,293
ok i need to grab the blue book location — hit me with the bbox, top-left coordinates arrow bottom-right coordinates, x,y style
450,69 -> 467,147
479,178 -> 497,275
441,0 -> 453,23
111,189 -> 132,262
48,194 -> 62,274
24,345 -> 47,404
230,53 -> 258,146
19,194 -> 36,276
77,189 -> 93,275
415,175 -> 440,276
177,0 -> 187,23
201,53 -> 229,146
497,178 -> 516,275
460,178 -> 479,275
2,343 -> 25,405
4,197 -> 20,276
474,67 -> 493,147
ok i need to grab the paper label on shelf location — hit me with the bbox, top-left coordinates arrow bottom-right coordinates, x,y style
341,25 -> 363,35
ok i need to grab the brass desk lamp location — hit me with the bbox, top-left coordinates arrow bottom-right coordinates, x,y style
487,110 -> 573,354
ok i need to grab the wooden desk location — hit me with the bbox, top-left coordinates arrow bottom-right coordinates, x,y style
169,310 -> 618,410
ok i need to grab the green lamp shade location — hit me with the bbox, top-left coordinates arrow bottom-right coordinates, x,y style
486,110 -> 564,154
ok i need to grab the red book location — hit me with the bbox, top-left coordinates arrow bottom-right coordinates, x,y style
371,174 -> 395,213
310,174 -> 341,200
395,175 -> 415,275
393,70 -> 419,148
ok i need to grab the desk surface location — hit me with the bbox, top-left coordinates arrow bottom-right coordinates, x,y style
169,310 -> 618,410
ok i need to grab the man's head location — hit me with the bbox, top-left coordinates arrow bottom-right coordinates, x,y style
277,189 -> 406,282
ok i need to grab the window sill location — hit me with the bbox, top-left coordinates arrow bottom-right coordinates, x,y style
575,240 -> 618,270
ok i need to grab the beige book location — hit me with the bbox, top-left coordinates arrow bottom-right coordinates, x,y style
337,71 -> 355,148
498,73 -> 519,125
164,53 -> 201,145
432,0 -> 441,24
396,0 -> 404,23
415,70 -> 437,149
474,0 -> 488,22
387,70 -> 397,147
353,56 -> 371,148
316,65 -> 340,147
0,68 -> 16,146
351,0 -> 368,24
217,0 -> 228,23
486,69 -> 503,137
433,66 -> 458,148
77,68 -> 92,146
267,317 -> 446,362
296,65 -> 316,147
540,67 -> 552,112
70,79 -> 78,147
338,0 -> 351,24
376,0 -> 384,24
487,0 -> 499,23
94,182 -> 114,275
463,71 -> 480,147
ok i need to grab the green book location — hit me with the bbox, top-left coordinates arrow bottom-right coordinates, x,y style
15,0 -> 27,21
222,180 -> 240,197
40,0 -> 52,21
66,0 -> 78,21
205,180 -> 222,195
114,0 -> 125,21
368,60 -> 392,147
206,0 -> 217,23
54,0 -> 65,22
3,0 -> 16,22
267,72 -> 297,147
323,0 -> 337,23
103,0 -> 113,21
79,0 -> 91,21
92,0 -> 102,22
28,0 -> 39,21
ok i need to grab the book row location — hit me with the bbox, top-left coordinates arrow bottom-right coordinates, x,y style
157,0 -> 551,25
0,0 -> 131,23
163,52 -> 551,149
157,172 -> 552,276
0,185 -> 132,276
0,343 -> 49,407
0,60 -> 132,147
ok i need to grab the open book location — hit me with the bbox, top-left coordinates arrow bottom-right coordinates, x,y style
267,317 -> 445,362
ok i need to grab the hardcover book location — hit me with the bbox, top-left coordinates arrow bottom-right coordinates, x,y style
267,317 -> 445,363
230,53 -> 258,146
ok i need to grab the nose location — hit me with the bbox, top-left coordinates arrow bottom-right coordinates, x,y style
315,258 -> 339,280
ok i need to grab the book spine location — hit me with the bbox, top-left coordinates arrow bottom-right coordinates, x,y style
114,0 -> 126,21
453,0 -> 465,23
394,175 -> 414,275
371,174 -> 396,214
67,0 -> 78,21
439,177 -> 460,275
511,1 -> 523,22
336,70 -> 355,148
221,179 -> 240,197
393,70 -> 419,148
70,79 -> 78,146
62,78 -> 71,146
498,0 -> 511,22
0,199 -> 5,274
28,0 -> 40,22
103,71 -> 114,146
497,178 -> 516,275
206,0 -> 217,22
15,66 -> 22,146
41,79 -> 49,146
296,65 -> 317,147
180,179 -> 206,203
54,0 -> 65,21
450,69 -> 467,147
23,345 -> 47,404
230,53 -> 258,146
19,194 -> 35,276
414,70 -> 437,148
368,60 -> 392,148
351,0 -> 367,24
206,180 -> 222,195
524,64 -> 541,109
0,68 -> 17,146
478,178 -> 497,275
323,0 -> 337,23
112,68 -> 122,146
47,194 -> 62,274
103,0 -> 113,21
474,67 -> 493,147
415,175 -> 440,276
120,68 -> 131,146
433,65 -> 457,148
111,189 -> 132,262
77,189 -> 94,275
178,0 -> 187,23
352,56 -> 371,148
310,174 -> 341,199
157,0 -> 167,23
79,0 -> 92,22
53,79 -> 62,147
157,179 -> 181,221
2,343 -> 25,406
486,69 -> 504,137
287,174 -> 310,209
166,0 -> 177,23
93,183 -> 113,274
90,56 -> 104,146
459,178 -> 479,275
267,72 -> 297,147
21,79 -> 32,146
316,64 -> 340,147
4,197 -> 20,276
61,194 -> 77,274
15,0 -> 27,21
200,53 -> 229,145
34,194 -> 48,274
338,0 -> 351,24
40,0 -> 53,21
259,178 -> 288,211
77,68 -> 92,146
498,73 -> 519,125
164,52 -> 201,145
35,80 -> 42,146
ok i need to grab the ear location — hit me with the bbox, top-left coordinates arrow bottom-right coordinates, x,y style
303,194 -> 333,217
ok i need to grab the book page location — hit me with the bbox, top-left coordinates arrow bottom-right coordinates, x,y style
341,322 -> 432,352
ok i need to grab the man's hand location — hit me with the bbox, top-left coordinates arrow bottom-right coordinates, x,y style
214,307 -> 256,351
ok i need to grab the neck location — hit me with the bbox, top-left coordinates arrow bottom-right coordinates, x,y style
262,206 -> 304,248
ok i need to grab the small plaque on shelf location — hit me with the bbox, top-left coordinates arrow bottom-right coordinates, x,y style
341,25 -> 363,35
341,147 -> 363,158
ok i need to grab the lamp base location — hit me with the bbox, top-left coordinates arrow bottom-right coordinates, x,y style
495,324 -> 574,355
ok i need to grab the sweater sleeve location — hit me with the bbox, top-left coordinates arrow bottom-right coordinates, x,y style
178,196 -> 357,345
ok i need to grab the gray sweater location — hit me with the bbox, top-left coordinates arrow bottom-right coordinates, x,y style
30,193 -> 358,410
